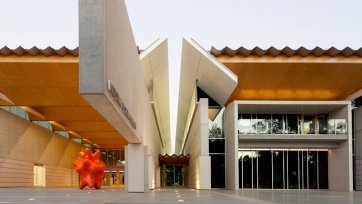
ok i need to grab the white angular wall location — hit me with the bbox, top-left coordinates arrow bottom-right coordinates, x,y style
183,98 -> 211,189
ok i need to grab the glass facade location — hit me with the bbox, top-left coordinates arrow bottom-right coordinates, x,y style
239,150 -> 328,189
238,114 -> 347,135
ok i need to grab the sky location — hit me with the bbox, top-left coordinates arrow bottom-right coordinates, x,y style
1,0 -> 362,153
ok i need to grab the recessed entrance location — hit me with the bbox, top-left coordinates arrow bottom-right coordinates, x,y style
162,165 -> 185,187
159,154 -> 189,188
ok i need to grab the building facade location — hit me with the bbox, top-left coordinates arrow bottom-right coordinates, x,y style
1,0 -> 362,193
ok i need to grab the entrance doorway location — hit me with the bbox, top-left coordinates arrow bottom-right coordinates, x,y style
33,164 -> 46,187
102,171 -> 124,187
162,165 -> 186,187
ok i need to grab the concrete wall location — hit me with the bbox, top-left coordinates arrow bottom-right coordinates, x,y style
0,109 -> 83,187
328,104 -> 353,192
224,102 -> 238,190
125,144 -> 149,192
79,0 -> 162,192
354,107 -> 362,190
183,98 -> 211,189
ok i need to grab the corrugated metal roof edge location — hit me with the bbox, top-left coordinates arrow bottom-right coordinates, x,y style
0,46 -> 79,56
210,46 -> 362,57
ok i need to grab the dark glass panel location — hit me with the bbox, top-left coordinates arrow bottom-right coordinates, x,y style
273,151 -> 284,189
308,151 -> 318,189
286,114 -> 299,134
242,153 -> 252,188
318,151 -> 328,189
209,139 -> 225,153
258,151 -> 272,188
288,151 -> 299,189
211,155 -> 225,188
253,152 -> 257,188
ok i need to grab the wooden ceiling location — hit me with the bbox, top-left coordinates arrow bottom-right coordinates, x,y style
216,55 -> 362,103
0,55 -> 127,149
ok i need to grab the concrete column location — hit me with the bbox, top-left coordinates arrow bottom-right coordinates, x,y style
354,107 -> 362,190
125,144 -> 149,192
199,98 -> 211,189
156,167 -> 161,188
224,102 -> 238,190
328,104 -> 353,192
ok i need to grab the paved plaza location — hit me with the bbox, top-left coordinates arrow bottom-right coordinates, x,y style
0,187 -> 362,204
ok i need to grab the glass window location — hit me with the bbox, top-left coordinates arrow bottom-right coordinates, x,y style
286,114 -> 299,134
239,114 -> 251,134
335,119 -> 347,134
318,115 -> 328,134
209,139 -> 225,153
303,116 -> 315,134
328,119 -> 335,134
258,151 -> 272,188
273,151 -> 284,189
288,151 -> 299,189
250,114 -> 257,134
272,114 -> 284,134
256,114 -> 271,134
241,151 -> 252,188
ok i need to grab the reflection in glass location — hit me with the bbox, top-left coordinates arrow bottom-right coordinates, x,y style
250,114 -> 257,134
303,116 -> 315,134
328,119 -> 335,134
239,150 -> 328,189
318,115 -> 328,134
256,114 -> 271,134
335,119 -> 347,134
272,114 -> 283,134
239,114 -> 251,134
286,114 -> 299,134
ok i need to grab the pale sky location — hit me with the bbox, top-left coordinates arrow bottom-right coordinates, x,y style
1,0 -> 362,153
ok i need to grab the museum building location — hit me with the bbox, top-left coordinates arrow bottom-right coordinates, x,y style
1,0 -> 362,193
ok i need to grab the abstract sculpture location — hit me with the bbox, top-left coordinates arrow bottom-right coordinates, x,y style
73,148 -> 106,189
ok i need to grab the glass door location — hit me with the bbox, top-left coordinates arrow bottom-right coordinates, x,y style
162,165 -> 185,187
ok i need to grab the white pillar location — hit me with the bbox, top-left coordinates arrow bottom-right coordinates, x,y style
199,98 -> 211,189
328,104 -> 353,192
125,144 -> 149,192
224,102 -> 238,190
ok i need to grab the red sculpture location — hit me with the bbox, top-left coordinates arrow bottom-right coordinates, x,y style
73,148 -> 106,189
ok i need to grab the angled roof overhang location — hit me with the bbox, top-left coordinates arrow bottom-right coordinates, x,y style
140,39 -> 170,153
0,51 -> 127,149
211,46 -> 362,103
175,39 -> 238,154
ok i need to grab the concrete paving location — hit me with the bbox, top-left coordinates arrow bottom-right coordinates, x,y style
0,187 -> 362,204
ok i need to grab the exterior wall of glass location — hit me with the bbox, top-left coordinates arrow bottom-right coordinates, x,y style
238,150 -> 328,189
238,114 -> 347,135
